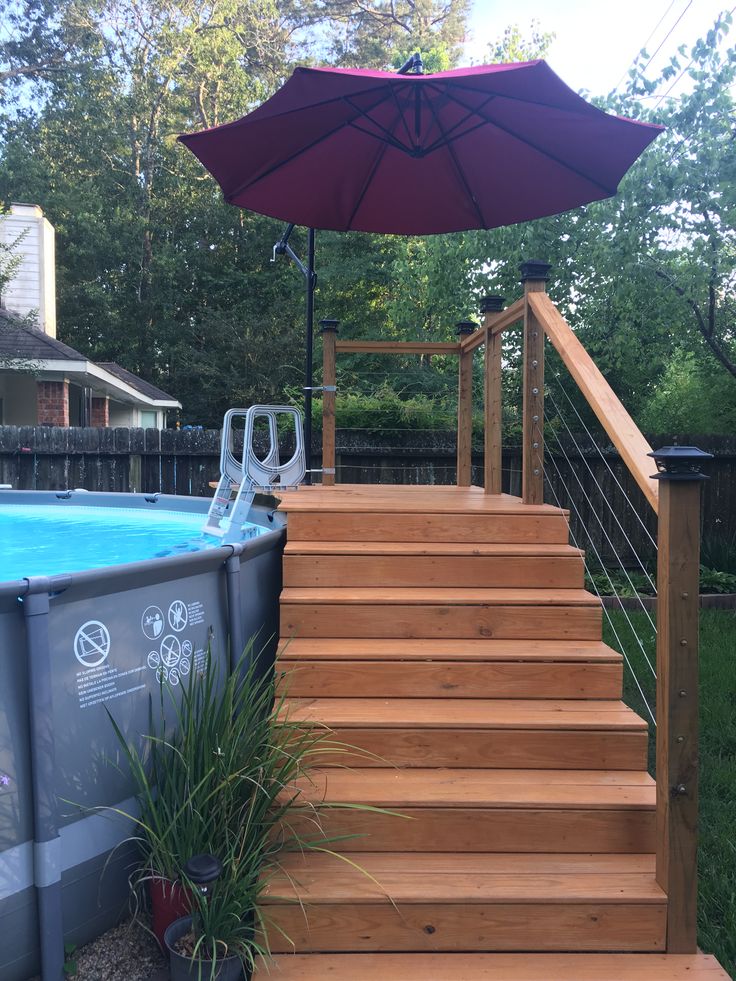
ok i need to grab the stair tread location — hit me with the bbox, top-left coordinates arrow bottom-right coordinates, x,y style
277,485 -> 566,515
254,953 -> 731,980
281,587 -> 599,606
284,541 -> 584,556
278,638 -> 622,662
281,697 -> 647,730
287,768 -> 655,809
261,852 -> 664,904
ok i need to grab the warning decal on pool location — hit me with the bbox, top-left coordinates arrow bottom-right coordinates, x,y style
74,618 -> 147,710
143,599 -> 206,685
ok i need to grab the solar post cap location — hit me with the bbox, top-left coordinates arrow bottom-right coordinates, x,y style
481,295 -> 505,313
455,321 -> 477,336
184,854 -> 224,892
319,319 -> 339,333
648,446 -> 713,481
519,260 -> 552,283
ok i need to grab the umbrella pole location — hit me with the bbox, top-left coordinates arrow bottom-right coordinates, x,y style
304,227 -> 316,484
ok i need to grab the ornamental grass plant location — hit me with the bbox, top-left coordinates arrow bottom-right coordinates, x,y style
106,640 -> 359,978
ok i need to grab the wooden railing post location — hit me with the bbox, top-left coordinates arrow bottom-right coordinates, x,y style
456,320 -> 476,487
319,319 -> 338,486
482,295 -> 505,495
652,445 -> 711,953
520,260 -> 550,505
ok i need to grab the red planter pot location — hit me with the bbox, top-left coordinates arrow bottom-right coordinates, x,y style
150,877 -> 192,949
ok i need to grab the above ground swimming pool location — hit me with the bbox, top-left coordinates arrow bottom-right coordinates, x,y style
0,501 -> 263,581
0,489 -> 285,981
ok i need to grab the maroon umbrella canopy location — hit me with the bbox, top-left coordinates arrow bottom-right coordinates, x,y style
179,60 -> 663,236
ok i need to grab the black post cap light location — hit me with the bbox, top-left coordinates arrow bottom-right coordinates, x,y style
184,853 -> 223,890
648,446 -> 713,481
519,260 -> 552,283
319,318 -> 339,333
455,320 -> 476,336
481,295 -> 505,313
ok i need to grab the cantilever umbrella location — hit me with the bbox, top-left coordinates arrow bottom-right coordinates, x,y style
179,58 -> 663,471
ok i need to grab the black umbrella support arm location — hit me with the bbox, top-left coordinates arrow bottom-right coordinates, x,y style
271,223 -> 317,484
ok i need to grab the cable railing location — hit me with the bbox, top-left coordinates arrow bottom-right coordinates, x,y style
317,260 -> 710,955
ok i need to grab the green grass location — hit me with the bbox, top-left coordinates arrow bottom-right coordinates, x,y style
603,609 -> 736,975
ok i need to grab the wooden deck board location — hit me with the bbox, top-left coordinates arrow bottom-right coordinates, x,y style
254,953 -> 731,980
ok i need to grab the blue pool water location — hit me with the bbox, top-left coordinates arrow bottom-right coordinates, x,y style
0,504 -> 263,582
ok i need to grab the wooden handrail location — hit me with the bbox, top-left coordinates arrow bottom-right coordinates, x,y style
460,297 -> 525,353
335,341 -> 460,355
529,291 -> 659,513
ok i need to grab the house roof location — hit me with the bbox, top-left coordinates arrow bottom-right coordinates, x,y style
0,308 -> 181,407
97,362 -> 176,403
0,308 -> 82,361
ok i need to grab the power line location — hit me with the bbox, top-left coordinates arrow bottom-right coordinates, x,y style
614,0 -> 679,91
652,3 -> 736,108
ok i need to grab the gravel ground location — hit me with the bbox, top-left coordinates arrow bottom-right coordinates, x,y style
66,919 -> 168,981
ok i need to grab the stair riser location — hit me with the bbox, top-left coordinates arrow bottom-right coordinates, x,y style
278,661 -> 623,699
285,808 -> 656,853
287,512 -> 570,544
312,729 -> 648,770
281,604 -> 602,640
264,903 -> 666,953
283,555 -> 585,589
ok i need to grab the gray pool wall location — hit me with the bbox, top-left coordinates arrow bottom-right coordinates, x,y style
0,491 -> 285,981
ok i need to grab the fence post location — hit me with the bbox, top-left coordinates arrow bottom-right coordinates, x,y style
651,445 -> 712,953
520,260 -> 550,505
482,295 -> 505,495
320,319 -> 339,486
456,320 -> 476,487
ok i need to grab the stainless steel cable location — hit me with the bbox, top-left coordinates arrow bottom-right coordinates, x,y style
540,403 -> 658,634
546,384 -> 658,593
538,415 -> 657,682
548,372 -> 658,553
539,432 -> 657,725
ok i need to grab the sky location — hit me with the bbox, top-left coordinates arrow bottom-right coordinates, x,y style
464,0 -> 732,96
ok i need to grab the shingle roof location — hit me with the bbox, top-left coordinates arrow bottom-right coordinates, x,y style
0,310 -> 179,404
96,362 -> 178,403
0,308 -> 85,361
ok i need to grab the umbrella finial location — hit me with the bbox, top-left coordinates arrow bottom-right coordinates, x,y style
397,51 -> 424,75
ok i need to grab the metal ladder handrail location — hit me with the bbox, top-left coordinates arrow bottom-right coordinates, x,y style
203,405 -> 305,542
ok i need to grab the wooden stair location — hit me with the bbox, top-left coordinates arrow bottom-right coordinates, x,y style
260,486 -> 727,980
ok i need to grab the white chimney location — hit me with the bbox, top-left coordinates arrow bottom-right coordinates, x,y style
0,203 -> 57,338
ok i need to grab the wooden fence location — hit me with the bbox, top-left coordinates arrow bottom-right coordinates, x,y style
0,425 -> 733,565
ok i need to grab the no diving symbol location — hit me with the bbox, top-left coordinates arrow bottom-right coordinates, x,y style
160,635 -> 181,668
74,620 -> 111,668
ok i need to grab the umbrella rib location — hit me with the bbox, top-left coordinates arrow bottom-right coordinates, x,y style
429,78 -> 596,117
422,85 -> 488,228
388,83 -> 416,150
225,85 -> 413,201
443,86 -> 618,195
420,93 -> 498,154
345,118 -> 397,230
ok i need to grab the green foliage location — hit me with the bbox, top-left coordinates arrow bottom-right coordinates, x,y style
608,610 -> 736,974
585,565 -> 736,597
106,642 -> 336,972
702,528 -> 736,577
62,942 -> 78,977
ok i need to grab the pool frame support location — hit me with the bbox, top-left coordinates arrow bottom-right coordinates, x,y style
226,546 -> 245,671
23,576 -> 71,981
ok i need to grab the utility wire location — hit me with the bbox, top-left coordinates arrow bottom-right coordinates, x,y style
613,0 -> 680,90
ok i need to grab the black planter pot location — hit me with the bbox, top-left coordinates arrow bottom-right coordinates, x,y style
164,915 -> 248,981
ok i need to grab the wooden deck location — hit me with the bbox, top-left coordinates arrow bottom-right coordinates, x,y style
256,485 -> 730,981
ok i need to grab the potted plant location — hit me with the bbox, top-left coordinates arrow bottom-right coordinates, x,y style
107,639 -> 354,971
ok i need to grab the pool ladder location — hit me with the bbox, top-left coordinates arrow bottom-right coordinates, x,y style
203,406 -> 306,543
